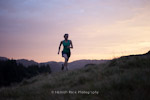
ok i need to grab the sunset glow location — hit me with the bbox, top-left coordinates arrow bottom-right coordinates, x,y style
0,0 -> 150,62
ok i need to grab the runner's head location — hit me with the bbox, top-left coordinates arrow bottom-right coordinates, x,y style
64,33 -> 69,40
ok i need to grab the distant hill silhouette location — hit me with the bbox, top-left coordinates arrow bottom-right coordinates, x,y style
43,60 -> 108,72
1,50 -> 149,72
0,57 -> 38,67
0,57 -> 108,72
40,61 -> 63,72
145,50 -> 150,55
0,57 -> 8,61
17,59 -> 38,67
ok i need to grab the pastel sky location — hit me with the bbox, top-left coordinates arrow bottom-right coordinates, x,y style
0,0 -> 150,62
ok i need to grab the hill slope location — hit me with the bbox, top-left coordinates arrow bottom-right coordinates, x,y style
0,51 -> 150,100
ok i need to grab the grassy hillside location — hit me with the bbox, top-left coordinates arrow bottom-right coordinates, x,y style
0,52 -> 150,100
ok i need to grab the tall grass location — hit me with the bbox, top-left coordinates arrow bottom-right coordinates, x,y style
0,52 -> 150,100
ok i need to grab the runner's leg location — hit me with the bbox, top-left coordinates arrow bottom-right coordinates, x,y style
63,54 -> 68,71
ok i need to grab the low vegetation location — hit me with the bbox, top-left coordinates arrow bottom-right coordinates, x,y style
0,51 -> 150,100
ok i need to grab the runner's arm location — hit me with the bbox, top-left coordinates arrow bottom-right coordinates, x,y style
69,40 -> 73,49
58,41 -> 62,54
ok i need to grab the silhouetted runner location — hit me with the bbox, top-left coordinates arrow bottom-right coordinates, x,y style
58,33 -> 73,71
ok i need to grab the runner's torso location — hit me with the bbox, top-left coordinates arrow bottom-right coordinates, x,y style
62,40 -> 70,53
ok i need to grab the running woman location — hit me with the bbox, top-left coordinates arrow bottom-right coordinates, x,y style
58,33 -> 73,71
